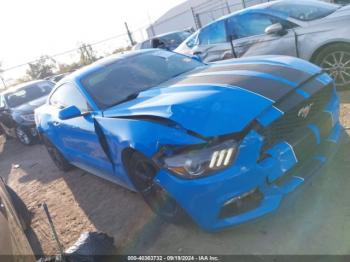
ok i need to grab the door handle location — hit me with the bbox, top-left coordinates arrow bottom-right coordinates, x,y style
193,51 -> 202,55
52,121 -> 60,127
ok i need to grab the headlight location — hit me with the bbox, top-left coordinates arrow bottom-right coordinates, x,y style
20,113 -> 35,122
161,140 -> 238,178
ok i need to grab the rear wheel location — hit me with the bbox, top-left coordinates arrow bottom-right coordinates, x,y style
42,136 -> 73,172
127,151 -> 188,224
313,43 -> 350,89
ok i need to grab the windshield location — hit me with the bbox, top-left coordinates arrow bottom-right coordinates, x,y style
81,51 -> 203,109
5,81 -> 54,108
159,32 -> 192,46
270,1 -> 339,21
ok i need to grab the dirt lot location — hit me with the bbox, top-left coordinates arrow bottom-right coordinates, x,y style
1,91 -> 350,256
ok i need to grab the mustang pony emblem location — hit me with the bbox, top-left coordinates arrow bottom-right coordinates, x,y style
298,103 -> 314,119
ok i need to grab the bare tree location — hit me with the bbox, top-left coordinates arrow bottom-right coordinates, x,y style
78,43 -> 98,66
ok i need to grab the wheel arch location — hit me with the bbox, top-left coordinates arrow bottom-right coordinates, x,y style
310,41 -> 350,63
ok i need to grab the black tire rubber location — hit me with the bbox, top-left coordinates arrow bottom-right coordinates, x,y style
42,136 -> 73,172
5,185 -> 32,231
313,43 -> 350,89
15,126 -> 33,145
127,151 -> 189,224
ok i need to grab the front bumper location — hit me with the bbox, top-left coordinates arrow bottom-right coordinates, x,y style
154,90 -> 342,231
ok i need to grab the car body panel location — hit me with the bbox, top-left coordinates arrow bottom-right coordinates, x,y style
36,50 -> 340,230
0,178 -> 35,257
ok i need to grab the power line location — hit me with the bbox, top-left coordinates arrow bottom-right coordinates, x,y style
2,31 -> 129,72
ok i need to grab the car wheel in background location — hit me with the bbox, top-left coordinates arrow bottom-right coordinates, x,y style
15,127 -> 33,145
5,185 -> 32,231
42,136 -> 73,172
127,151 -> 189,224
314,43 -> 350,89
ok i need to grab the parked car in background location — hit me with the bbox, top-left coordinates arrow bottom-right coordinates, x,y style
175,0 -> 350,88
45,72 -> 71,83
0,177 -> 35,259
0,80 -> 54,145
133,30 -> 192,51
36,50 -> 341,231
332,0 -> 350,5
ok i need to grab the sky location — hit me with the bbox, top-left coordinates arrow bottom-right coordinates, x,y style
0,0 -> 186,81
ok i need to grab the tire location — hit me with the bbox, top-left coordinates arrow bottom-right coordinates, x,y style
15,126 -> 33,145
313,43 -> 350,89
42,136 -> 73,172
127,151 -> 189,224
5,185 -> 31,231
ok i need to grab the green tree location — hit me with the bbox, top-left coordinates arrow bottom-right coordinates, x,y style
26,55 -> 56,80
78,43 -> 97,66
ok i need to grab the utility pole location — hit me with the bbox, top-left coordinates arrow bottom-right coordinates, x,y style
0,76 -> 6,89
124,22 -> 136,46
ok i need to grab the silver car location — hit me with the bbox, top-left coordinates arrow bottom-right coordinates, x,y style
175,0 -> 350,87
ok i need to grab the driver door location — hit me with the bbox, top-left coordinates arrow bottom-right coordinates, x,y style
47,82 -> 114,180
227,13 -> 298,58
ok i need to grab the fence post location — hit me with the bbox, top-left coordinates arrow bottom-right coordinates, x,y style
191,7 -> 202,29
225,1 -> 231,13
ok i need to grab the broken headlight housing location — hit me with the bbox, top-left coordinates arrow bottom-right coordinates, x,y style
161,140 -> 238,178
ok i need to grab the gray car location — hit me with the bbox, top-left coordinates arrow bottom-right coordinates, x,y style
175,0 -> 350,87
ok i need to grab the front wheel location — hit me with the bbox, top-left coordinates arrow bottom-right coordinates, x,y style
313,43 -> 350,89
127,151 -> 189,224
15,127 -> 33,145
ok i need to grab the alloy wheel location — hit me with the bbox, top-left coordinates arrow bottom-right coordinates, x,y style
320,50 -> 350,87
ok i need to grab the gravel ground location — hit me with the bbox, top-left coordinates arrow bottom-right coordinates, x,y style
0,91 -> 349,256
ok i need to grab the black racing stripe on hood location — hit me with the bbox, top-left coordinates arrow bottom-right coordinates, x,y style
275,92 -> 306,112
203,64 -> 312,86
169,74 -> 294,102
299,77 -> 328,97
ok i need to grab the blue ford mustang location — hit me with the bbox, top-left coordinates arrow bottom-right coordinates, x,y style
35,50 -> 342,231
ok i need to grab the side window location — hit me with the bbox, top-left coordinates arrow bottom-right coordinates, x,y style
186,32 -> 199,48
50,83 -> 90,112
227,13 -> 294,39
141,40 -> 151,49
199,20 -> 227,45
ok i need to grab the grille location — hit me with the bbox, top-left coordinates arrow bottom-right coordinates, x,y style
260,84 -> 334,158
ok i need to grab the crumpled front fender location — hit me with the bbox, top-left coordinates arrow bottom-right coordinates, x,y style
94,116 -> 205,190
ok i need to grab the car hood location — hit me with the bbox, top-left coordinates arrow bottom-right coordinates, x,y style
103,56 -> 322,137
12,96 -> 48,114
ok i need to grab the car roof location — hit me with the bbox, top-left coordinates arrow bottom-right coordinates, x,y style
205,0 -> 325,26
0,80 -> 51,96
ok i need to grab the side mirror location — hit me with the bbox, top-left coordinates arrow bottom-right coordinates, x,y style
265,23 -> 286,36
191,54 -> 202,63
58,105 -> 82,120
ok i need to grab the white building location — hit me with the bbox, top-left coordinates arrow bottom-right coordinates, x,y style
147,0 -> 267,37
